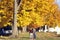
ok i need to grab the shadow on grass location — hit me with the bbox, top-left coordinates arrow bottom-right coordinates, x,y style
20,37 -> 30,39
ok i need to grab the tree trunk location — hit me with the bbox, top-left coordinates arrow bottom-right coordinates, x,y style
22,26 -> 27,32
0,16 -> 1,22
12,0 -> 18,37
44,25 -> 48,32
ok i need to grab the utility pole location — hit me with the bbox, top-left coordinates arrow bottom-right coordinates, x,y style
12,0 -> 22,37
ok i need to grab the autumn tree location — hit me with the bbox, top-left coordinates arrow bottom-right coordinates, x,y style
18,0 -> 58,28
0,0 -> 59,37
0,0 -> 13,27
55,10 -> 60,27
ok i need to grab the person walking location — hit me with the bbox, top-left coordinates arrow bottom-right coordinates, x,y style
29,28 -> 33,40
29,28 -> 36,40
33,28 -> 36,40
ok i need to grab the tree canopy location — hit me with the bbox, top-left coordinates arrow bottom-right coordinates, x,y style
0,0 -> 59,28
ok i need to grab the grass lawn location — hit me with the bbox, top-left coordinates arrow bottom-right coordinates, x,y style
0,32 -> 60,40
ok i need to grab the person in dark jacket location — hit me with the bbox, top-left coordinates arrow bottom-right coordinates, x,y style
29,28 -> 36,40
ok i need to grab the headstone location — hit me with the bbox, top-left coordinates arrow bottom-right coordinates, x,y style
55,26 -> 60,34
57,28 -> 60,34
39,30 -> 41,32
49,28 -> 55,32
55,26 -> 59,32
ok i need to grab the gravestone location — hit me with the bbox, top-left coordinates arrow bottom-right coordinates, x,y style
55,26 -> 60,34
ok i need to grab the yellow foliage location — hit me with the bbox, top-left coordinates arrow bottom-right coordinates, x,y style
0,0 -> 13,27
17,0 -> 58,28
0,0 -> 59,28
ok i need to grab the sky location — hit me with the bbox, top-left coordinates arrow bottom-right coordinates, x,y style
56,0 -> 60,8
